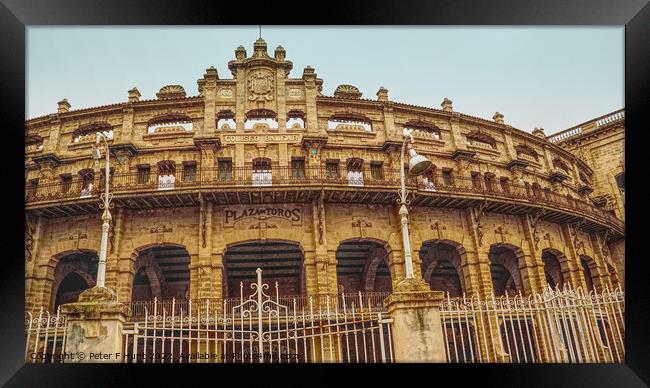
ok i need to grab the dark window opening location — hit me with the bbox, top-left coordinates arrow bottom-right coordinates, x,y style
326,160 -> 340,179
370,162 -> 384,180
291,158 -> 306,178
182,162 -> 197,182
61,175 -> 72,193
137,166 -> 150,184
442,169 -> 454,186
218,159 -> 233,180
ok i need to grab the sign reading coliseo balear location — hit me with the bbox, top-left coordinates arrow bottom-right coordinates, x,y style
221,134 -> 302,144
223,205 -> 303,227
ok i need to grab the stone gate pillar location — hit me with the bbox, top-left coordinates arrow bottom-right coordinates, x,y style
61,287 -> 128,363
384,278 -> 446,362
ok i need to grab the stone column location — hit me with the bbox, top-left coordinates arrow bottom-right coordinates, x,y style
384,278 -> 446,362
61,287 -> 128,363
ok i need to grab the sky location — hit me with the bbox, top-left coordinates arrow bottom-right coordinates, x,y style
26,26 -> 624,134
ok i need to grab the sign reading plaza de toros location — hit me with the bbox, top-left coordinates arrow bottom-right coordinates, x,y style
223,206 -> 303,227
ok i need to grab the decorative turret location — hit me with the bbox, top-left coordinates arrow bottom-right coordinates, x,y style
493,112 -> 504,124
235,45 -> 247,60
441,98 -> 453,112
274,45 -> 286,61
334,84 -> 362,99
532,127 -> 546,138
128,87 -> 141,103
57,98 -> 70,113
376,87 -> 389,102
253,37 -> 268,58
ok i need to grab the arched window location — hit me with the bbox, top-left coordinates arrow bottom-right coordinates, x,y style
245,109 -> 278,130
73,122 -> 114,143
287,109 -> 306,129
423,165 -> 438,191
252,158 -> 272,186
514,144 -> 539,162
404,120 -> 441,140
217,110 -> 236,130
466,131 -> 496,150
157,160 -> 176,190
580,256 -> 596,292
484,172 -> 496,192
531,183 -> 543,199
78,169 -> 95,198
147,114 -> 193,134
328,113 -> 372,132
500,177 -> 511,194
346,158 -> 364,186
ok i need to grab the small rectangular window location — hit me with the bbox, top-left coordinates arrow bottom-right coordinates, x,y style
182,162 -> 197,182
326,161 -> 340,179
471,172 -> 482,190
61,175 -> 72,193
27,179 -> 39,197
500,177 -> 510,194
137,166 -> 150,184
218,159 -> 233,180
370,162 -> 384,180
442,169 -> 454,186
291,158 -> 306,179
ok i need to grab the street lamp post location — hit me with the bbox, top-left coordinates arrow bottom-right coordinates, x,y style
397,129 -> 432,279
92,132 -> 113,288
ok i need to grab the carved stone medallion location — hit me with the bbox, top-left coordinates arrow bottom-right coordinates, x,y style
248,70 -> 274,102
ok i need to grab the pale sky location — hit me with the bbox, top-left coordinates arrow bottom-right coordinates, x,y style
26,26 -> 624,134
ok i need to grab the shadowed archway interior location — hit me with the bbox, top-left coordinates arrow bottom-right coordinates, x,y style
131,245 -> 190,301
223,240 -> 304,298
488,244 -> 524,296
419,240 -> 464,296
335,239 -> 392,294
52,250 -> 98,310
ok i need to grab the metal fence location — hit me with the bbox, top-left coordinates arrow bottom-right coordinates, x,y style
24,306 -> 68,363
25,284 -> 625,363
122,270 -> 393,363
440,285 -> 625,363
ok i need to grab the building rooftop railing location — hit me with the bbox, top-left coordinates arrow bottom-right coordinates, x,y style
547,109 -> 624,144
25,165 -> 622,231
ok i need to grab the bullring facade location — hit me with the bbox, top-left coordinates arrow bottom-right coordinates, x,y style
25,38 -> 625,318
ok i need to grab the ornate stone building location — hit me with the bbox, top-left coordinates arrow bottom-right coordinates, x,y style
25,38 -> 624,319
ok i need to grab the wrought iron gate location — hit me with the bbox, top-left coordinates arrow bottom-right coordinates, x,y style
122,268 -> 394,363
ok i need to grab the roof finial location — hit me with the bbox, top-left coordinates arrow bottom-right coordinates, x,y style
259,25 -> 262,39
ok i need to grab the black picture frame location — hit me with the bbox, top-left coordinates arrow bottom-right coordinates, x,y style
2,0 -> 648,386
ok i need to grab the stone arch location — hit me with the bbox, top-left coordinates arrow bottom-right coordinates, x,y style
47,249 -> 98,311
129,243 -> 191,301
223,239 -> 305,298
335,238 -> 393,294
419,239 -> 468,296
488,243 -> 525,296
541,248 -> 571,289
131,250 -> 166,301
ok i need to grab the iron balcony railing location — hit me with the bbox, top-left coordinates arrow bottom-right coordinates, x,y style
25,165 -> 622,229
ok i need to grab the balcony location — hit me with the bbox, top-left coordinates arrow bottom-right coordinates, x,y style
24,165 -> 624,237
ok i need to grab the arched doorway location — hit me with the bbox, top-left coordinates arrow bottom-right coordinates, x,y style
488,244 -> 524,296
542,249 -> 566,289
580,255 -> 596,292
223,240 -> 304,298
419,240 -> 466,296
132,245 -> 190,301
335,239 -> 392,294
51,250 -> 98,310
